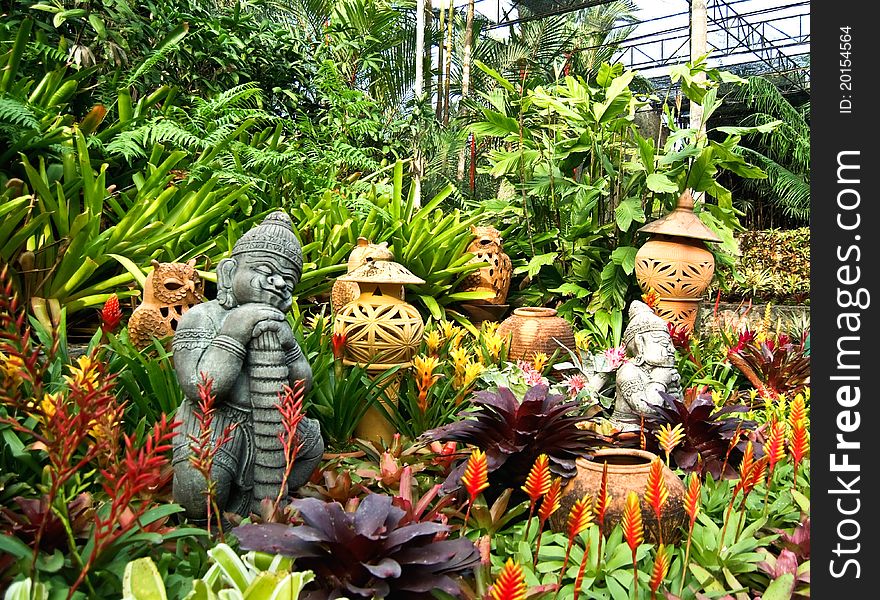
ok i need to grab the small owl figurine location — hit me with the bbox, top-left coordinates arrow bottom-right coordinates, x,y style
460,225 -> 512,305
331,237 -> 397,313
129,259 -> 204,349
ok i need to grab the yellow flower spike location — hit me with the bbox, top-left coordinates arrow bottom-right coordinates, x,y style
440,320 -> 457,341
574,330 -> 590,352
64,355 -> 99,389
481,321 -> 499,336
483,333 -> 504,362
449,347 -> 469,371
463,361 -> 484,387
424,330 -> 442,355
0,352 -> 25,389
531,352 -> 549,373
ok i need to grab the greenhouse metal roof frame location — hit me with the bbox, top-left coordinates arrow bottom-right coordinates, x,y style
459,0 -> 810,94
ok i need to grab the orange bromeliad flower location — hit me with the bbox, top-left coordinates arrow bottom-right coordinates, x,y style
788,392 -> 808,428
788,393 -> 809,490
490,559 -> 526,600
642,288 -> 661,311
522,454 -> 552,503
622,491 -> 644,554
567,495 -> 594,539
649,544 -> 671,599
413,354 -> 442,413
655,423 -> 685,465
644,457 -> 669,522
531,352 -> 549,373
684,472 -> 701,529
461,449 -> 490,501
765,420 -> 786,474
538,477 -> 562,522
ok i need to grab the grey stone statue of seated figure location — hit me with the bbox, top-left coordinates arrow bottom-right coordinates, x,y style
611,300 -> 683,432
171,211 -> 324,521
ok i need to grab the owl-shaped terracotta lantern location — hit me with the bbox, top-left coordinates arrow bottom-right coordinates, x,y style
128,259 -> 204,349
331,237 -> 398,313
460,226 -> 512,305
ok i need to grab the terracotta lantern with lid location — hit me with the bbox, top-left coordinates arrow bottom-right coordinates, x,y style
634,190 -> 721,333
333,259 -> 425,443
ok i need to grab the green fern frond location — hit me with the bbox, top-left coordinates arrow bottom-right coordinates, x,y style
0,95 -> 38,129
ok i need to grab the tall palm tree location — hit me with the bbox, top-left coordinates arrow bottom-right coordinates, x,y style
733,75 -> 810,225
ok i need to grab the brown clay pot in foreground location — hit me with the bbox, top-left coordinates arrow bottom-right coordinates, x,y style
550,448 -> 687,544
496,307 -> 576,363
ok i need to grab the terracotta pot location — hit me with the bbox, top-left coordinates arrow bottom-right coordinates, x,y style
496,307 -> 576,362
635,236 -> 714,332
550,448 -> 687,544
634,191 -> 721,334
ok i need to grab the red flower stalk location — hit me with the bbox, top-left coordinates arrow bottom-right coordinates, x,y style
719,422 -> 743,479
735,440 -> 756,496
679,472 -> 702,595
188,374 -> 237,536
557,495 -> 593,596
622,491 -> 644,599
522,453 -> 551,538
595,461 -> 611,567
644,457 -> 669,546
73,414 -> 179,597
572,535 -> 592,600
100,293 -> 122,334
763,420 -> 787,514
460,449 -> 489,535
735,456 -> 767,542
649,544 -> 671,599
490,558 -> 526,600
534,477 -> 562,565
788,393 -> 809,492
273,380 -> 306,518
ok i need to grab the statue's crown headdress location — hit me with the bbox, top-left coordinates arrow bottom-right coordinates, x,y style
622,300 -> 669,347
232,211 -> 303,275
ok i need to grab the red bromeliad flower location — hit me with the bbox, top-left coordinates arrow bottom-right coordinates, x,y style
100,294 -> 122,334
666,321 -> 690,350
567,495 -> 594,540
534,477 -> 562,565
558,495 -> 594,594
735,440 -> 756,497
765,420 -> 786,476
461,449 -> 490,501
684,473 -> 701,530
644,457 -> 669,544
622,491 -> 644,554
522,453 -> 551,503
622,491 -> 644,598
649,544 -> 671,599
679,472 -> 702,595
522,453 -> 552,537
330,330 -> 346,361
491,558 -> 526,600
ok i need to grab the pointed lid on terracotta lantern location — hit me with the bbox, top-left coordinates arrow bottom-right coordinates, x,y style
637,189 -> 722,243
337,259 -> 426,285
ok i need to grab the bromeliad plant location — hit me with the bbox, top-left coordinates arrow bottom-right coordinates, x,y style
645,391 -> 758,479
234,494 -> 481,599
421,383 -> 606,497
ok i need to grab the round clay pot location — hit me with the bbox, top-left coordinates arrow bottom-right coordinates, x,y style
496,307 -> 576,363
550,448 -> 687,544
635,235 -> 714,334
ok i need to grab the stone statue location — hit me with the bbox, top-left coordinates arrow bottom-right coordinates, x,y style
611,301 -> 683,432
171,211 -> 324,521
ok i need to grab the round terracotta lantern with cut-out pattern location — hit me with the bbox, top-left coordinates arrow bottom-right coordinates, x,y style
635,190 -> 721,333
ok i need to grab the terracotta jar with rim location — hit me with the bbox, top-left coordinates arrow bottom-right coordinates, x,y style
549,448 -> 688,544
496,306 -> 576,363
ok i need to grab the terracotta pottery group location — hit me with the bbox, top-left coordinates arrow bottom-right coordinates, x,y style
550,448 -> 688,544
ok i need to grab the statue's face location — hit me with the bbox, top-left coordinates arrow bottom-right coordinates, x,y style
639,331 -> 676,367
230,253 -> 296,311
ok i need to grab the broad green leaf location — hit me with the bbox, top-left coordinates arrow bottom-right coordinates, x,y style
123,557 -> 168,600
762,573 -> 795,600
646,172 -> 679,193
208,543 -> 254,592
474,60 -> 516,94
513,252 -> 557,278
614,198 -> 645,232
611,246 -> 639,275
4,579 -> 48,600
686,147 -> 718,192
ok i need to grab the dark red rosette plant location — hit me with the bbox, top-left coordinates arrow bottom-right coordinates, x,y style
234,494 -> 480,599
421,384 -> 605,498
